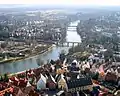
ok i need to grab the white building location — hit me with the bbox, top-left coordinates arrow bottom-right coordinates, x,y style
37,74 -> 46,90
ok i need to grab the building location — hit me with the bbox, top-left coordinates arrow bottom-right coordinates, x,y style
47,75 -> 56,90
57,74 -> 67,90
105,71 -> 117,83
66,77 -> 93,93
37,74 -> 46,90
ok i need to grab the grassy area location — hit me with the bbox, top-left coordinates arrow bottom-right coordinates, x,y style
72,51 -> 91,61
73,51 -> 90,56
0,44 -> 53,64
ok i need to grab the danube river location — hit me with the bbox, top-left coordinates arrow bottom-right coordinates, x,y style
0,20 -> 81,74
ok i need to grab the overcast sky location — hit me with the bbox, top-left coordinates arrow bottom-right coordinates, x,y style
0,0 -> 120,6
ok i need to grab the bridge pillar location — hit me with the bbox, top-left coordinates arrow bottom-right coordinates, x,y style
73,43 -> 75,47
62,42 -> 64,47
56,42 -> 59,46
78,43 -> 80,46
67,42 -> 69,47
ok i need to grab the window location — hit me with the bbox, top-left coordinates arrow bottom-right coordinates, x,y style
76,87 -> 80,91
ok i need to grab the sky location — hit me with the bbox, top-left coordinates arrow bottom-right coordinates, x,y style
0,0 -> 120,6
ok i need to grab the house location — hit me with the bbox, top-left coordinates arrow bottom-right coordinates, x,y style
69,66 -> 79,72
37,74 -> 46,90
32,77 -> 37,85
56,68 -> 66,74
114,90 -> 120,96
0,87 -> 13,96
23,85 -> 34,95
47,75 -> 56,90
18,78 -> 27,87
67,72 -> 79,79
71,60 -> 78,67
10,77 -> 19,86
69,60 -> 80,72
57,74 -> 67,90
66,77 -> 93,93
56,90 -> 65,96
105,71 -> 118,83
88,54 -> 101,63
16,88 -> 27,96
28,90 -> 39,96
50,64 -> 55,72
26,81 -> 32,87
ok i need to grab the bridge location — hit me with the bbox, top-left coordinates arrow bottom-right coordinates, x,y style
56,41 -> 81,47
37,40 -> 56,44
68,26 -> 77,27
67,29 -> 76,31
37,40 -> 81,47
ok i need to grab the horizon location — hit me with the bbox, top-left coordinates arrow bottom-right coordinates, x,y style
0,4 -> 120,9
0,0 -> 120,7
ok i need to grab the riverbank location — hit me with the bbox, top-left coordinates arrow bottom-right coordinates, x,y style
0,57 -> 25,64
0,45 -> 53,64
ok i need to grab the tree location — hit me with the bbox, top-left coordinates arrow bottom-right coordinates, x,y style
4,73 -> 9,82
50,59 -> 54,65
36,58 -> 44,66
104,49 -> 113,61
112,33 -> 119,44
59,50 -> 66,62
0,42 -> 7,49
0,76 -> 3,82
112,33 -> 119,51
68,44 -> 86,55
92,72 -> 99,80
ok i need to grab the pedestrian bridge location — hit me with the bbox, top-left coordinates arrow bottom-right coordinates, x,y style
56,41 -> 81,47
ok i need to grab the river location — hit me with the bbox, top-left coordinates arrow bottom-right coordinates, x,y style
0,20 -> 81,74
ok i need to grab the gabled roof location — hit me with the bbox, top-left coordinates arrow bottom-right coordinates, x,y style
37,74 -> 46,90
15,77 -> 19,81
9,79 -> 13,83
55,74 -> 59,82
26,81 -> 31,87
37,74 -> 46,84
51,65 -> 55,70
31,70 -> 35,75
72,60 -> 77,64
77,75 -> 80,79
16,88 -> 25,96
55,74 -> 65,83
68,72 -> 79,79
57,74 -> 66,83
22,86 -> 34,95
45,74 -> 48,80
48,75 -> 56,84
67,77 -> 92,89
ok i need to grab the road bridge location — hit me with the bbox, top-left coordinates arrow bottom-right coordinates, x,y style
37,40 -> 81,47
67,29 -> 76,31
68,26 -> 77,27
56,41 -> 81,47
